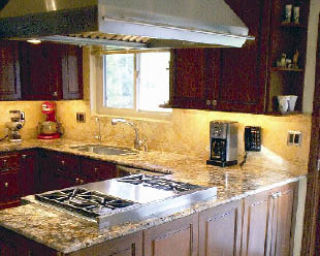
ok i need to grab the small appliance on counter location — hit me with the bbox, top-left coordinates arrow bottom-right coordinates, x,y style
207,121 -> 238,167
37,102 -> 63,140
5,110 -> 25,143
244,126 -> 261,152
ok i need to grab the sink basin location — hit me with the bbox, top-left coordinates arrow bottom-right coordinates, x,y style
70,145 -> 137,156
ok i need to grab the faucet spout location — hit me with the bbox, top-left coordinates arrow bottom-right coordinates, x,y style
111,118 -> 147,151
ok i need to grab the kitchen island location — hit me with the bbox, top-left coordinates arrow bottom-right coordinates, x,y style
0,139 -> 307,255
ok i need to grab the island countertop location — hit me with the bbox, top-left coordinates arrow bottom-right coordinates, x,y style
0,139 -> 308,254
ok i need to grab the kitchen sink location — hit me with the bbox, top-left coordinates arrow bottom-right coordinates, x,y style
70,144 -> 138,156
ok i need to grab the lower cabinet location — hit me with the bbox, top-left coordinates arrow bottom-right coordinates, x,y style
143,214 -> 198,256
242,183 -> 297,256
67,232 -> 143,256
199,200 -> 242,256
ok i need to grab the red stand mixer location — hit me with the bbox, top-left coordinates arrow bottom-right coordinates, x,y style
37,102 -> 63,140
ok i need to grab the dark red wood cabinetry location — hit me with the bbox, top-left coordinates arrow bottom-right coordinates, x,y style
20,42 -> 83,100
0,41 -> 21,100
169,0 -> 309,114
0,41 -> 83,101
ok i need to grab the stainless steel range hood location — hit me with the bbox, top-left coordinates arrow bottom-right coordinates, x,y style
0,0 -> 253,49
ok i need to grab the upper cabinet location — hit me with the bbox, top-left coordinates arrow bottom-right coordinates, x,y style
0,41 -> 83,101
168,0 -> 309,114
0,41 -> 21,100
20,42 -> 83,100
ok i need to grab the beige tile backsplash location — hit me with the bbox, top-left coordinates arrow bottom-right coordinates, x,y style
0,100 -> 312,166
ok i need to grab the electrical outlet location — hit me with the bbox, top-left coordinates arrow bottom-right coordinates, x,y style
287,131 -> 302,146
76,113 -> 86,123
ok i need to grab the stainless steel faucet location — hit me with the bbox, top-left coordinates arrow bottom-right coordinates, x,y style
111,118 -> 147,151
95,117 -> 102,143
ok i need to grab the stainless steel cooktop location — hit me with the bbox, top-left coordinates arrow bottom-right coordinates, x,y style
33,174 -> 217,229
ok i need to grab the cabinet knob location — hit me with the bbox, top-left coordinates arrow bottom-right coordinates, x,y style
21,154 -> 27,159
4,182 -> 8,188
80,179 -> 84,184
206,100 -> 211,106
75,178 -> 80,183
61,160 -> 65,165
52,91 -> 58,97
212,100 -> 217,106
272,192 -> 282,199
3,159 -> 7,164
94,167 -> 98,173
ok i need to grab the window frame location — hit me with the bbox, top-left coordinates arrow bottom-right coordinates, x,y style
96,50 -> 172,120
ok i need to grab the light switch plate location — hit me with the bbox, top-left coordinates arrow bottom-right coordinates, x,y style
76,112 -> 86,123
287,131 -> 302,146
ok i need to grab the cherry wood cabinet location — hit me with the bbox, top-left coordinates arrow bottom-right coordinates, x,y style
0,153 -> 21,209
144,214 -> 198,256
19,150 -> 37,196
0,41 -> 21,100
19,42 -> 83,101
198,200 -> 242,256
37,150 -> 118,192
170,49 -> 220,109
168,0 -> 309,114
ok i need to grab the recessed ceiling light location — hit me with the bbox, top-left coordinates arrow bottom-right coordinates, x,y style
26,39 -> 42,44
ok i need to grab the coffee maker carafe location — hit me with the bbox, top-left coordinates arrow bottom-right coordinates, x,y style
207,121 -> 238,167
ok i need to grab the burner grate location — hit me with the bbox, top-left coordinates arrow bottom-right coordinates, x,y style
118,175 -> 202,193
35,188 -> 135,218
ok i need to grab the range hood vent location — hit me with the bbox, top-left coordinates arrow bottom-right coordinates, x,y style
0,0 -> 254,49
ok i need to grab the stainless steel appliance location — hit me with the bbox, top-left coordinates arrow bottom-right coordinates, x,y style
5,110 -> 25,143
207,121 -> 238,167
0,0 -> 253,48
31,174 -> 217,229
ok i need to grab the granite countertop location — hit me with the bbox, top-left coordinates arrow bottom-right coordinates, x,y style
0,139 -> 308,254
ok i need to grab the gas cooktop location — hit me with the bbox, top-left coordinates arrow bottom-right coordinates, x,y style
33,174 -> 217,229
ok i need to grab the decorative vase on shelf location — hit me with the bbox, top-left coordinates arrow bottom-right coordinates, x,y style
277,96 -> 290,114
288,95 -> 298,112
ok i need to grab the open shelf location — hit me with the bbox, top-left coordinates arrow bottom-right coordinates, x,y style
271,67 -> 304,72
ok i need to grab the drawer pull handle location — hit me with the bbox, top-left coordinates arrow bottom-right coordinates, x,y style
4,182 -> 8,188
94,167 -> 98,173
21,154 -> 27,159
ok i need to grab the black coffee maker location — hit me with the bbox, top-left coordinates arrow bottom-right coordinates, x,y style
207,121 -> 238,167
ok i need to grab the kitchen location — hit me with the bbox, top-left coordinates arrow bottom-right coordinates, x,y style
0,0 -> 319,255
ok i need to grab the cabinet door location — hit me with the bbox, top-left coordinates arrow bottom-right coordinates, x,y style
20,42 -> 62,100
267,184 -> 296,256
242,190 -> 270,256
20,151 -> 37,196
68,232 -> 143,256
199,200 -> 242,256
0,40 -> 21,100
144,214 -> 198,256
219,0 -> 270,113
62,45 -> 83,100
81,158 -> 117,183
0,171 -> 20,204
170,49 -> 220,109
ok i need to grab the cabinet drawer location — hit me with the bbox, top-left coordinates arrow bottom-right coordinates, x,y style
0,154 -> 20,171
0,171 -> 20,202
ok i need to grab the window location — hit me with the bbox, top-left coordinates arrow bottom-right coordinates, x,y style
102,51 -> 171,115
